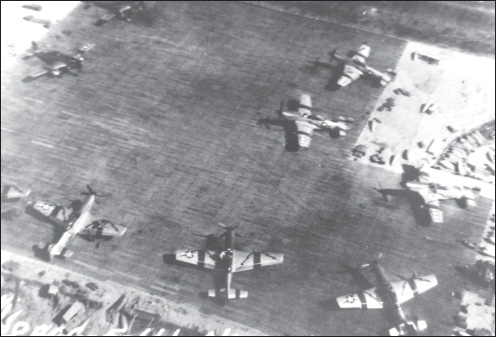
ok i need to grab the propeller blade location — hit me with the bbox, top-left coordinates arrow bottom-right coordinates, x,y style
218,223 -> 226,228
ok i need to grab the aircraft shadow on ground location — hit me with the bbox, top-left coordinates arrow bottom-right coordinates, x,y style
25,204 -> 74,245
324,63 -> 345,92
257,118 -> 299,152
1,209 -> 22,221
374,188 -> 432,227
32,244 -> 51,262
299,58 -> 344,92
199,269 -> 230,306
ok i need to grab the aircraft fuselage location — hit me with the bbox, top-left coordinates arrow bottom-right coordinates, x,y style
334,53 -> 390,82
282,111 -> 330,129
49,194 -> 95,258
372,261 -> 407,323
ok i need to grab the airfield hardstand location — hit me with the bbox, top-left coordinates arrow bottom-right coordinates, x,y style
1,2 -> 493,336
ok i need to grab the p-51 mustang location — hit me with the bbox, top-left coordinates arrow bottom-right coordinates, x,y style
280,93 -> 353,148
404,180 -> 478,224
331,43 -> 393,88
336,254 -> 438,336
91,1 -> 145,26
23,42 -> 94,81
176,224 -> 284,300
31,185 -> 126,261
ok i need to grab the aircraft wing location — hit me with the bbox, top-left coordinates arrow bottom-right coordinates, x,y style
175,250 -> 222,270
100,223 -> 127,237
391,274 -> 438,305
337,64 -> 363,87
295,120 -> 315,148
27,69 -> 50,80
1,185 -> 31,199
354,43 -> 371,61
52,61 -> 68,70
336,287 -> 384,309
233,250 -> 284,272
298,93 -> 312,116
414,189 -> 444,223
31,201 -> 73,225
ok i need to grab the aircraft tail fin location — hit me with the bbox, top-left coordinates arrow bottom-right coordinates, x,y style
207,288 -> 248,299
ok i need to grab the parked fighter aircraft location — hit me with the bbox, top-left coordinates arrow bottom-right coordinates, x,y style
378,166 -> 480,225
176,223 -> 284,300
279,93 -> 353,148
330,43 -> 393,88
30,185 -> 126,261
91,1 -> 145,26
404,181 -> 478,224
336,254 -> 438,336
1,184 -> 31,201
23,42 -> 94,81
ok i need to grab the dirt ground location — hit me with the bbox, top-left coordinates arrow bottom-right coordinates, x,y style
1,249 -> 265,336
351,41 -> 495,175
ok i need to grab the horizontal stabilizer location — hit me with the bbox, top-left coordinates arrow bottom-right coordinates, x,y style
427,206 -> 444,223
208,288 -> 248,299
48,243 -> 73,259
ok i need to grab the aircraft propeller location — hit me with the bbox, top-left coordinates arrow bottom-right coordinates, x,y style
397,272 -> 432,295
81,184 -> 105,204
218,223 -> 242,237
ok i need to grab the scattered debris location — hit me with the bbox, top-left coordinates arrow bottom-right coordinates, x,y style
421,102 -> 440,114
352,144 -> 367,158
448,125 -> 457,133
377,97 -> 396,112
370,154 -> 385,165
411,52 -> 440,65
393,88 -> 411,97
458,239 -> 476,250
2,260 -> 20,272
86,282 -> 99,291
22,4 -> 42,11
106,294 -> 127,324
368,119 -> 376,131
23,15 -> 50,28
